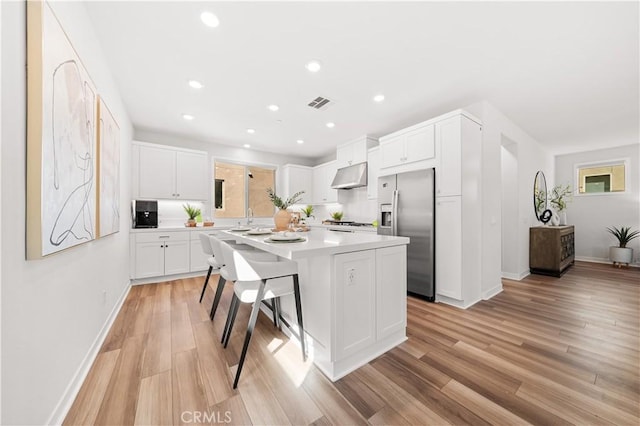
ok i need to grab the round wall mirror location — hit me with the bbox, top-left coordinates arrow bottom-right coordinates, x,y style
533,171 -> 551,223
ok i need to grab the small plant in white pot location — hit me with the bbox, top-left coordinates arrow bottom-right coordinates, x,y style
607,226 -> 639,267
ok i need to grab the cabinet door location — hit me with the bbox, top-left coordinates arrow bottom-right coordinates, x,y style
376,246 -> 407,340
405,124 -> 435,164
367,148 -> 380,199
190,239 -> 210,272
334,250 -> 376,360
379,136 -> 405,169
164,240 -> 191,276
435,197 -> 462,299
336,144 -> 353,169
138,146 -> 176,199
312,164 -> 327,203
176,151 -> 208,200
287,166 -> 313,204
436,117 -> 462,196
324,161 -> 338,203
134,241 -> 165,279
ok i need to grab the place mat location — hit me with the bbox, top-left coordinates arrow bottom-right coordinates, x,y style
264,237 -> 307,244
245,229 -> 272,235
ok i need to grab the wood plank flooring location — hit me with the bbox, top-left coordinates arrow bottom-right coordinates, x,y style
64,261 -> 639,425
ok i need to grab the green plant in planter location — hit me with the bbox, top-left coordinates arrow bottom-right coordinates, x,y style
330,211 -> 344,221
266,188 -> 304,210
606,226 -> 639,248
301,205 -> 314,218
549,184 -> 572,212
183,203 -> 201,221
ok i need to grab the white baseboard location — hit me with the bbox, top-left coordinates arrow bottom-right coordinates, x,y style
482,284 -> 503,300
436,294 -> 481,309
46,282 -> 131,425
131,270 -> 208,285
575,256 -> 640,269
501,270 -> 530,281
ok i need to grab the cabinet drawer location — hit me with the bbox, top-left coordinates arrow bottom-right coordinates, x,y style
135,231 -> 191,243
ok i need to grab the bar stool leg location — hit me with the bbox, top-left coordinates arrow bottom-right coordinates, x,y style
223,296 -> 241,348
199,266 -> 213,303
233,281 -> 266,389
209,276 -> 226,320
293,274 -> 306,361
222,294 -> 238,344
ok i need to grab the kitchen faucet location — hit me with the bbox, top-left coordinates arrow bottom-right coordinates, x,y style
246,208 -> 253,226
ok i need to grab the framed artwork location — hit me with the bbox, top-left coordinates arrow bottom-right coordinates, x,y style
97,97 -> 120,237
27,1 -> 98,258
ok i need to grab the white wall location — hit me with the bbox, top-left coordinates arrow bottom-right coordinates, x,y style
555,144 -> 640,265
501,139 -> 519,278
1,2 -> 133,424
464,101 -> 554,293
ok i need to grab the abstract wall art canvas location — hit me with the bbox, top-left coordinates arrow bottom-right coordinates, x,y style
27,1 -> 98,258
97,97 -> 120,237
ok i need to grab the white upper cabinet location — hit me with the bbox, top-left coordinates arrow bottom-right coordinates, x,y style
336,136 -> 376,169
367,147 -> 380,199
436,116 -> 463,197
278,164 -> 313,204
134,142 -> 208,200
312,161 -> 338,204
379,124 -> 435,169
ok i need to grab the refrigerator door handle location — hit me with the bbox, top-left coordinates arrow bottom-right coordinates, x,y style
392,190 -> 399,236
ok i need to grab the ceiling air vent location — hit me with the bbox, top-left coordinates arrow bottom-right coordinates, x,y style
308,96 -> 334,111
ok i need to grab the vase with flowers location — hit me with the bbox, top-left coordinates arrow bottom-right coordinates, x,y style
549,184 -> 572,226
267,188 -> 304,231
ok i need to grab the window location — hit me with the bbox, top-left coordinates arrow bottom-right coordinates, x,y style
576,160 -> 627,194
214,161 -> 275,218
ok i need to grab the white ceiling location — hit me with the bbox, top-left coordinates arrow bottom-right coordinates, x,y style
85,1 -> 639,159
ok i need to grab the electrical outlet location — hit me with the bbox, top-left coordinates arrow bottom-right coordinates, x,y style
347,268 -> 356,285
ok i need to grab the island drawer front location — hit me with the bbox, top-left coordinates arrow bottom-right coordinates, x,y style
135,231 -> 191,243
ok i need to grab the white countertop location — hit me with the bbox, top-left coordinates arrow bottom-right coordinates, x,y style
221,229 -> 409,260
130,222 -> 274,233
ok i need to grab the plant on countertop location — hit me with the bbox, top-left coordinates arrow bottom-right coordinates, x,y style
549,184 -> 572,212
301,205 -> 314,218
183,203 -> 201,221
330,211 -> 344,221
607,226 -> 639,248
266,188 -> 304,210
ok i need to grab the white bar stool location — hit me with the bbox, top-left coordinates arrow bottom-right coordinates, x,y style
218,240 -> 306,389
207,235 -> 277,322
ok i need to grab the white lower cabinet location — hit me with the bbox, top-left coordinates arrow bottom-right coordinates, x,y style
333,245 -> 407,361
132,231 -> 191,279
334,250 -> 376,360
376,246 -> 407,339
435,196 -> 462,300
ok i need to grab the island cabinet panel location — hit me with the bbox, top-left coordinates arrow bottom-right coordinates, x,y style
530,226 -> 575,277
333,250 -> 376,360
376,246 -> 407,340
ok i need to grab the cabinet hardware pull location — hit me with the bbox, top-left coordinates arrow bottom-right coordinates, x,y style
159,236 -> 170,239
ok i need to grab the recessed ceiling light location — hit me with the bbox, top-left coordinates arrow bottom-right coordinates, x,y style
326,122 -> 335,128
297,139 -> 304,144
276,120 -> 283,124
373,94 -> 385,103
306,60 -> 322,72
246,128 -> 255,134
243,144 -> 251,149
268,104 -> 279,112
188,80 -> 204,89
182,114 -> 194,120
200,11 -> 220,28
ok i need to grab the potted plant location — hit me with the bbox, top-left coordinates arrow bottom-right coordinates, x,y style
301,205 -> 314,220
267,188 -> 304,230
183,203 -> 201,227
607,226 -> 639,267
549,184 -> 572,225
330,211 -> 344,221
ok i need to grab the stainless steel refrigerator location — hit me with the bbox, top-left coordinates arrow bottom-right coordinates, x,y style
377,169 -> 435,300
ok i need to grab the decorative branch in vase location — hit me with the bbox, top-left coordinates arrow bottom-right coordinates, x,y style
549,184 -> 572,225
267,188 -> 304,230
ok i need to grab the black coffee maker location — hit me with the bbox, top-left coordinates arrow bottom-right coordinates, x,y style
133,200 -> 158,228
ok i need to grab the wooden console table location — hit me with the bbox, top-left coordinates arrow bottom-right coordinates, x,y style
529,226 -> 575,277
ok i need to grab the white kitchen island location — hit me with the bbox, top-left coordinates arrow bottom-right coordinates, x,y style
223,229 -> 409,381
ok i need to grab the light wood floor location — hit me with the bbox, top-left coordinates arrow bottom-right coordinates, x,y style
64,261 -> 639,425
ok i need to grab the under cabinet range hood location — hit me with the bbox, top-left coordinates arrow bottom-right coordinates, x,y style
331,162 -> 368,189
